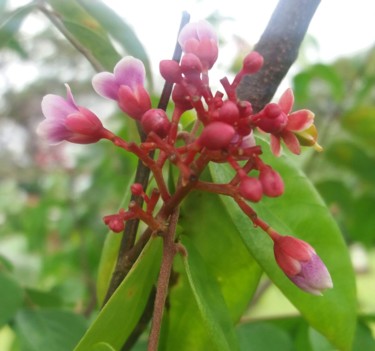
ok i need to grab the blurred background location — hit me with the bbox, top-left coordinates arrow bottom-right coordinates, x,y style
1,0 -> 375,349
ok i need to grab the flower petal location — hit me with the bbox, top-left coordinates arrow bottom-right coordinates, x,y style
113,56 -> 146,88
37,119 -> 70,144
270,134 -> 281,156
282,131 -> 301,155
92,72 -> 119,100
278,88 -> 294,114
195,20 -> 217,41
41,94 -> 77,120
287,109 -> 314,132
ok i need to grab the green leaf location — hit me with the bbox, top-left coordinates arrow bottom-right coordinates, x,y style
325,139 -> 375,184
92,343 -> 117,351
0,271 -> 24,327
209,137 -> 357,351
77,0 -> 152,85
74,237 -> 162,351
293,63 -> 345,103
342,106 -> 375,151
179,189 -> 262,321
236,322 -> 294,351
175,237 -> 240,351
47,0 -> 121,70
0,4 -> 35,49
14,308 -> 87,351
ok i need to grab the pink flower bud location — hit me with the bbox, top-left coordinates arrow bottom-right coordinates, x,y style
257,103 -> 288,134
242,51 -> 264,74
37,84 -> 105,145
141,109 -> 171,138
103,214 -> 125,233
238,176 -> 263,202
215,100 -> 240,125
172,84 -> 193,111
198,122 -> 236,150
180,53 -> 203,77
259,166 -> 284,197
273,235 -> 333,295
159,59 -> 182,83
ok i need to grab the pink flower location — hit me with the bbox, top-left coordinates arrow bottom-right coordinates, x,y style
258,89 -> 315,156
37,84 -> 105,144
178,20 -> 218,70
272,234 -> 333,295
92,56 -> 151,120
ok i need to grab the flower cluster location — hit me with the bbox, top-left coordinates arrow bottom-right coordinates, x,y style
37,20 -> 332,295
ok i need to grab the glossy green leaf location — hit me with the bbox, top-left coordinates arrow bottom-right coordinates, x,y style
77,0 -> 152,85
74,237 -> 162,351
179,190 -> 262,321
47,0 -> 121,70
209,137 -> 357,351
162,236 -> 238,351
0,4 -> 34,49
14,308 -> 87,351
342,106 -> 375,151
0,271 -> 24,327
236,322 -> 294,351
352,321 -> 375,351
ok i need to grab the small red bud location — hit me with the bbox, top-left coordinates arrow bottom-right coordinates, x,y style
131,183 -> 144,196
172,84 -> 193,111
238,176 -> 263,202
159,60 -> 182,83
259,166 -> 284,197
215,100 -> 240,125
242,51 -> 264,74
198,122 -> 236,150
180,53 -> 203,77
141,109 -> 171,138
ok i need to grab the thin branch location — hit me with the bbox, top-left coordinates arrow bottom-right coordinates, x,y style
237,0 -> 321,112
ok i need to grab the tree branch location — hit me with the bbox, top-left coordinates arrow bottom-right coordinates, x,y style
237,0 -> 321,112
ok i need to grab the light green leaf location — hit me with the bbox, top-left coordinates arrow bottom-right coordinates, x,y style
209,137 -> 357,351
14,308 -> 87,351
74,237 -> 162,351
161,236 -> 238,351
47,0 -> 121,70
93,342 -> 117,351
236,322 -> 294,351
179,190 -> 262,321
0,271 -> 24,327
342,106 -> 375,151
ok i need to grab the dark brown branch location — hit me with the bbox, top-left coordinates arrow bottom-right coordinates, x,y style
237,0 -> 321,112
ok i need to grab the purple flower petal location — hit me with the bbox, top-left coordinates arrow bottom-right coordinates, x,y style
196,20 -> 217,41
41,94 -> 77,120
36,119 -> 70,144
113,56 -> 146,89
92,72 -> 119,100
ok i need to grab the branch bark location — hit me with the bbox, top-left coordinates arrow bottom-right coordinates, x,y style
237,0 -> 321,112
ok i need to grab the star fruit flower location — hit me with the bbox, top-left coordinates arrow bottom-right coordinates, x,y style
92,56 -> 151,120
37,84 -> 107,144
257,88 -> 321,156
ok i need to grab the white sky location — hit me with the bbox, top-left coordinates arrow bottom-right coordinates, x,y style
104,0 -> 375,64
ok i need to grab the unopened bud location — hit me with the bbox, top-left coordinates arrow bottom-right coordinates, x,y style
238,176 -> 263,202
141,109 -> 171,138
198,122 -> 236,150
242,51 -> 264,74
259,166 -> 284,197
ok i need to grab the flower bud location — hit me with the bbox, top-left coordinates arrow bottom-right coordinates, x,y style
141,109 -> 171,138
215,100 -> 240,125
238,176 -> 263,202
273,235 -> 333,295
159,59 -> 182,83
257,103 -> 288,134
259,166 -> 284,197
131,183 -> 144,196
198,122 -> 236,150
242,51 -> 264,74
